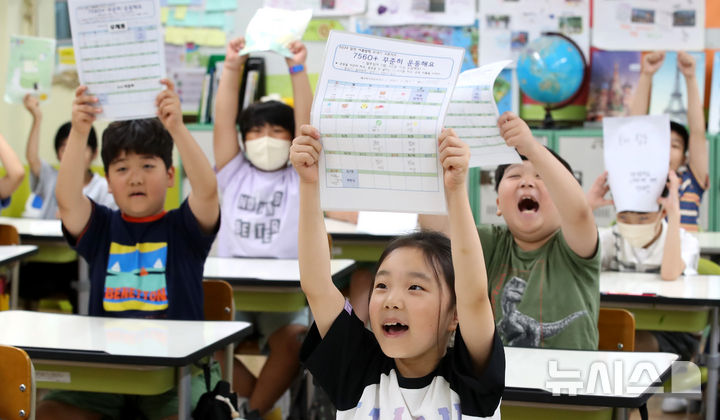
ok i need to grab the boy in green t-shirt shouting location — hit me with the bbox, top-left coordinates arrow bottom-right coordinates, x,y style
422,112 -> 600,350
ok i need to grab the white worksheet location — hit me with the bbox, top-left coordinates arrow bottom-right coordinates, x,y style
239,7 -> 313,59
444,60 -> 519,168
603,115 -> 670,213
313,31 -> 464,214
68,0 -> 166,120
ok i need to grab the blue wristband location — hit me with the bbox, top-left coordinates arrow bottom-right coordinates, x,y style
289,64 -> 304,74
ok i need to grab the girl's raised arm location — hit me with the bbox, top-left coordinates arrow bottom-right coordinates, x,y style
291,125 -> 345,337
439,129 -> 495,371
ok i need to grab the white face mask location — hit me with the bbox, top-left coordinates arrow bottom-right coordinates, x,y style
616,217 -> 661,248
244,136 -> 291,171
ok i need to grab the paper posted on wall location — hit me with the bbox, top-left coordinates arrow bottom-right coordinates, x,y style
313,31 -> 464,214
603,115 -> 670,213
444,60 -> 519,168
68,0 -> 167,120
593,0 -> 705,51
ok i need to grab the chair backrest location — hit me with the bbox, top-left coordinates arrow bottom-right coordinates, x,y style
203,279 -> 234,321
597,308 -> 635,351
0,224 -> 20,245
0,345 -> 34,419
698,258 -> 720,275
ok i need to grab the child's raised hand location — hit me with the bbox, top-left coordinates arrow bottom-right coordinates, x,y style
677,51 -> 696,78
290,125 -> 322,183
156,79 -> 183,133
23,94 -> 41,119
224,37 -> 248,72
285,40 -> 308,67
438,128 -> 469,192
498,111 -> 536,156
641,51 -> 665,76
586,171 -> 613,210
658,170 -> 680,218
71,86 -> 100,135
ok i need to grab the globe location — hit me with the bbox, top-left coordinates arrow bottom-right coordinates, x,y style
516,34 -> 585,106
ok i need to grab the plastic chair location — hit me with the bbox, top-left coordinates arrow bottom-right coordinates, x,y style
698,257 -> 720,275
598,307 -> 635,352
0,224 -> 20,245
203,279 -> 235,321
0,224 -> 20,310
0,344 -> 35,420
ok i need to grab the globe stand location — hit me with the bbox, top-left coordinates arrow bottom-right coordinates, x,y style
542,107 -> 556,129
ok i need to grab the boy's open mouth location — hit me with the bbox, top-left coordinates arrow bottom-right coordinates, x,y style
129,192 -> 146,197
517,196 -> 539,213
383,322 -> 409,335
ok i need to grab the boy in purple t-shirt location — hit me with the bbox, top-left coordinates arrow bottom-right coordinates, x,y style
212,36 -> 311,418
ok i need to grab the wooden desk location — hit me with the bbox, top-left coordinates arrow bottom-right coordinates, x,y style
600,271 -> 720,420
0,216 -> 91,315
1,245 -> 39,310
325,218 -> 395,262
0,310 -> 251,418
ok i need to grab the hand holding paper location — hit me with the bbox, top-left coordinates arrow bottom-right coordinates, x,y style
603,115 -> 670,213
438,128 -> 470,193
290,124 -> 322,184
239,7 -> 312,59
71,86 -> 101,137
23,94 -> 42,120
497,111 -> 537,157
586,171 -> 614,211
156,79 -> 183,133
658,170 -> 680,219
285,40 -> 307,67
224,37 -> 248,71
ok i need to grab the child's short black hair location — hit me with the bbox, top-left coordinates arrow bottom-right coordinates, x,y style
494,147 -> 575,192
375,230 -> 455,309
54,122 -> 98,155
238,101 -> 295,141
101,118 -> 173,173
670,121 -> 689,155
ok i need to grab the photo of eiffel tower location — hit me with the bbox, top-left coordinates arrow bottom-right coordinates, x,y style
663,65 -> 687,124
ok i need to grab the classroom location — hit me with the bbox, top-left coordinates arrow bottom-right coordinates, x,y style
0,0 -> 719,419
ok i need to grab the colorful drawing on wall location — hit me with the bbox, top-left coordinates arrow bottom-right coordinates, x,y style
356,20 -> 478,71
586,50 -> 642,121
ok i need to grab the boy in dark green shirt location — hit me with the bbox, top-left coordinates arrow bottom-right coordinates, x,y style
486,112 -> 600,350
422,112 -> 600,350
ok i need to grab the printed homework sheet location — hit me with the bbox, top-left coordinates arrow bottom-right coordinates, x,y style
603,115 -> 670,213
68,0 -> 166,120
313,31 -> 464,214
445,60 -> 519,168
